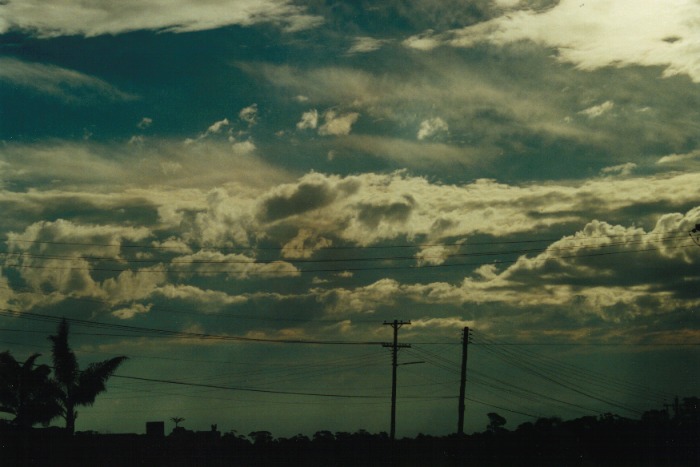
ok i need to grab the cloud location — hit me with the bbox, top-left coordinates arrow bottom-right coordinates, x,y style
579,101 -> 614,119
404,0 -> 700,82
347,37 -> 388,54
154,284 -> 249,310
657,150 -> 700,166
600,163 -> 637,177
0,139 -> 289,192
5,219 -> 157,300
296,109 -> 319,130
205,118 -> 230,135
112,303 -> 152,320
239,104 -> 258,126
137,117 -> 153,129
410,317 -> 477,329
330,135 -> 489,170
0,57 -> 135,102
417,117 -> 449,140
0,0 -> 323,37
281,229 -> 332,259
171,250 -> 300,279
258,173 -> 345,222
318,110 -> 360,136
245,61 -> 605,154
307,211 -> 700,330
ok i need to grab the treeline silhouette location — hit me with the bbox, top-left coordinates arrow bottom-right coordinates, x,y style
1,398 -> 698,466
1,322 -> 698,465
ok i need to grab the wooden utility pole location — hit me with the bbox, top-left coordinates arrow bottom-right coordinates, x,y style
457,326 -> 471,435
383,320 -> 411,440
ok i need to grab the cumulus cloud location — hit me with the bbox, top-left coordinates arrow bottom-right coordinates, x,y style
258,173 -> 347,222
415,245 -> 453,266
403,0 -> 700,82
0,57 -> 135,103
318,110 -> 360,136
0,0 -> 323,37
206,118 -> 230,135
239,104 -> 258,126
3,220 -> 163,304
308,212 -> 700,329
296,109 -> 319,130
417,117 -> 449,140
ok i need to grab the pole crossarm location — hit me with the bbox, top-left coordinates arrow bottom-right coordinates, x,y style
381,343 -> 411,348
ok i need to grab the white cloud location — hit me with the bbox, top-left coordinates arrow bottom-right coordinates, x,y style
0,57 -> 135,102
657,150 -> 700,165
410,317 -> 477,329
347,37 -> 388,54
404,0 -> 700,82
172,250 -> 300,279
112,303 -> 152,319
296,109 -> 319,130
415,245 -> 453,266
154,284 -> 249,310
318,110 -> 360,136
206,118 -> 230,135
417,117 -> 449,140
579,101 -> 614,119
0,0 -> 323,37
239,104 -> 258,126
600,162 -> 636,177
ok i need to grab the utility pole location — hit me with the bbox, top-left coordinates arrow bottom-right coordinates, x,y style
457,326 -> 471,436
383,320 -> 411,440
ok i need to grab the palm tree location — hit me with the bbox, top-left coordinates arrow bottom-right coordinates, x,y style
0,351 -> 62,428
171,416 -> 185,428
49,318 -> 127,434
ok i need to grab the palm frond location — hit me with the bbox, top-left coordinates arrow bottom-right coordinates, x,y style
48,318 -> 78,386
73,356 -> 128,406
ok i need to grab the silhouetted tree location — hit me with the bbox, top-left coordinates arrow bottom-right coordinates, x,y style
249,430 -> 274,445
486,412 -> 507,433
49,318 -> 127,434
171,416 -> 185,428
0,351 -> 61,428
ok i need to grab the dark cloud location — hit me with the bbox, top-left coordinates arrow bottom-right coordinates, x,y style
260,179 -> 338,221
356,195 -> 415,228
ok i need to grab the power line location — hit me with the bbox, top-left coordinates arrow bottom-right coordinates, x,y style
1,242 -> 693,276
2,233 -> 685,265
0,309 -> 384,346
5,230 -> 683,252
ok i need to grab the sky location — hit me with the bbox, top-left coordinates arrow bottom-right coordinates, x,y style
0,0 -> 699,438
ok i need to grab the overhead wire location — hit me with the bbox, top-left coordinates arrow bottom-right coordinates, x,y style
0,232 -> 691,276
475,335 -> 646,416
